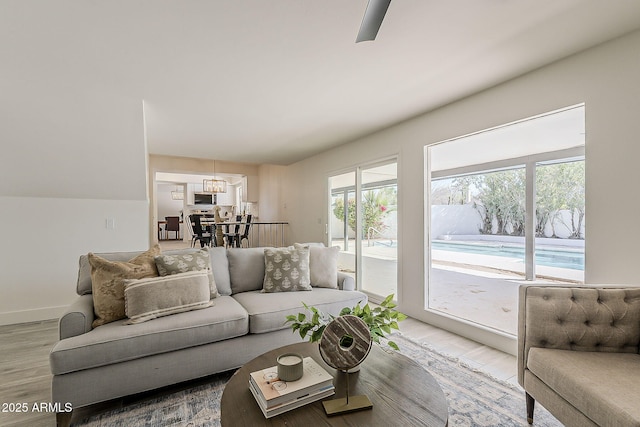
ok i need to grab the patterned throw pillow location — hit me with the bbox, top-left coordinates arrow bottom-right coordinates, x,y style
262,247 -> 311,292
123,271 -> 213,324
89,245 -> 161,328
154,250 -> 218,298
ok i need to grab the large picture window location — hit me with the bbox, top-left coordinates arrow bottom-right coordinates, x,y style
426,105 -> 585,335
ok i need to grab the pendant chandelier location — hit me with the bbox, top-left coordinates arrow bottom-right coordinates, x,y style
171,186 -> 184,200
203,159 -> 227,193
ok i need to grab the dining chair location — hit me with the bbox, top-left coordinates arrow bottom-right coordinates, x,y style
185,215 -> 198,247
164,216 -> 181,240
225,215 -> 252,248
190,214 -> 212,247
237,214 -> 252,248
224,215 -> 243,248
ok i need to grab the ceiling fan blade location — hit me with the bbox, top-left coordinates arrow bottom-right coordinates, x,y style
356,0 -> 392,43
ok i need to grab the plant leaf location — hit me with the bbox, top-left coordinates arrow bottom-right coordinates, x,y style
340,307 -> 351,316
300,325 -> 311,338
382,294 -> 394,306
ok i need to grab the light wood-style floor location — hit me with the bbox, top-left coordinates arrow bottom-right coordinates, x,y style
0,316 -> 516,427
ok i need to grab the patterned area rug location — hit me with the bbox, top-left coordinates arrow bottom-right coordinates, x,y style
74,334 -> 561,426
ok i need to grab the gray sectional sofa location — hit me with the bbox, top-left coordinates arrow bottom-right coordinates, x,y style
49,245 -> 366,421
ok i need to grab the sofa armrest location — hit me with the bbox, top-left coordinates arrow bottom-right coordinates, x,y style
59,294 -> 94,340
517,284 -> 640,387
337,272 -> 355,291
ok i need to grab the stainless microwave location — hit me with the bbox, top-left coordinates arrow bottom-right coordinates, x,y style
194,193 -> 215,205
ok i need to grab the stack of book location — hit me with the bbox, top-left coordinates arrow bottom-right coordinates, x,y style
248,357 -> 335,418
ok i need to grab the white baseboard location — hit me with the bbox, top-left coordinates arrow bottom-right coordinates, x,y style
0,306 -> 66,326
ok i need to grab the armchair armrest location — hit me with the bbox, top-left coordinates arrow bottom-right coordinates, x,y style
58,294 -> 94,340
517,284 -> 640,386
337,272 -> 355,291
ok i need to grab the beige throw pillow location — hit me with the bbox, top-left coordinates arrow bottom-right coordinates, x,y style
89,245 -> 160,328
154,250 -> 218,298
294,243 -> 339,288
124,271 -> 213,324
262,247 -> 311,292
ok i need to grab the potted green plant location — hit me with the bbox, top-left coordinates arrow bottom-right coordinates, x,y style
284,294 -> 407,350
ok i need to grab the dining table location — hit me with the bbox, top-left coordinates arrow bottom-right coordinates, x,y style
197,218 -> 289,248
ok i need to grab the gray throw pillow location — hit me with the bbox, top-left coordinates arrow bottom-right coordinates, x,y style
262,247 -> 311,292
155,250 -> 218,298
123,271 -> 213,324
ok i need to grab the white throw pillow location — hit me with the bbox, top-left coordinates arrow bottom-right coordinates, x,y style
294,243 -> 339,288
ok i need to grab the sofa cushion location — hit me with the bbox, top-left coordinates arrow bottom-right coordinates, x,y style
124,271 -> 213,324
262,247 -> 311,292
88,246 -> 160,328
232,288 -> 367,334
154,250 -> 218,298
50,296 -> 249,375
527,348 -> 640,426
227,247 -> 271,294
208,247 -> 231,296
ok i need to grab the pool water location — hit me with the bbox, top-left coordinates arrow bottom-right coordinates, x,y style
431,240 -> 584,271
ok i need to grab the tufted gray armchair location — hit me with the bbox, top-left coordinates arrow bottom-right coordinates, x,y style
518,284 -> 640,426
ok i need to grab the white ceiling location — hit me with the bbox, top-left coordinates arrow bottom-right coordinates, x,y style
4,1 -> 640,165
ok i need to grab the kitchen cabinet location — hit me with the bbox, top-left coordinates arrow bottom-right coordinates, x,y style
242,175 -> 259,202
215,185 -> 235,205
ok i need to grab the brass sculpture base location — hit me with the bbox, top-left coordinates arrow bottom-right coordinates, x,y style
322,395 -> 373,416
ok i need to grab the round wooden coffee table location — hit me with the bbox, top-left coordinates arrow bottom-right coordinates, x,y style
221,342 -> 448,426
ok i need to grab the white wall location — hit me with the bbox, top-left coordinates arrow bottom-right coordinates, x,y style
258,164 -> 287,221
0,90 -> 150,324
157,184 -> 185,220
283,30 -> 640,352
0,197 -> 148,324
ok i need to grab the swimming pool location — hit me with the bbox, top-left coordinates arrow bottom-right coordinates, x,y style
431,240 -> 584,270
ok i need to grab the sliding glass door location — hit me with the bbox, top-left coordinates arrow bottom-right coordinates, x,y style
330,172 -> 357,282
329,160 -> 398,300
360,163 -> 397,298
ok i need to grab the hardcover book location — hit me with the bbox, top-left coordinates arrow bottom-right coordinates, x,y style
249,380 -> 335,418
249,357 -> 334,408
